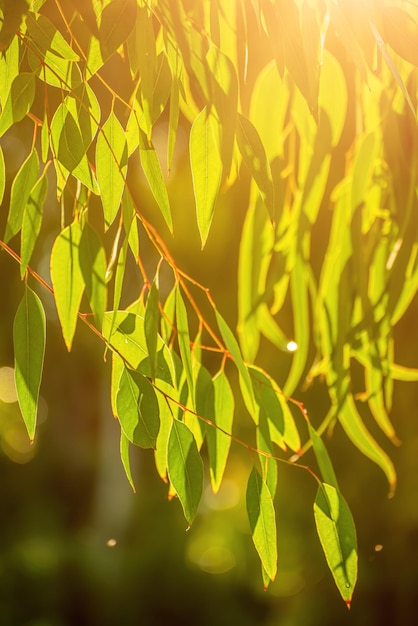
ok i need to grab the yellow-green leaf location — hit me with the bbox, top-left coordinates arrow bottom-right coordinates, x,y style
246,467 -> 277,582
116,366 -> 160,449
79,222 -> 107,328
5,148 -> 39,243
50,221 -> 84,351
314,483 -> 357,607
0,72 -> 35,137
96,111 -> 128,229
190,107 -> 223,248
20,170 -> 48,278
13,285 -> 46,441
168,419 -> 203,525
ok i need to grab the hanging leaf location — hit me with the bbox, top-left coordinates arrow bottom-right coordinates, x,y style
138,130 -> 173,232
5,149 -> 39,243
20,170 -> 48,278
116,366 -> 160,449
205,369 -> 234,493
167,419 -> 203,525
50,104 -> 85,172
190,107 -> 223,248
236,113 -> 275,223
13,285 -> 46,442
96,111 -> 128,229
99,0 -> 137,62
102,311 -> 174,385
314,483 -> 357,606
0,72 -> 35,137
0,147 -> 4,205
215,310 -> 256,418
144,280 -> 160,380
0,0 -> 29,52
79,222 -> 107,328
50,221 -> 84,351
246,467 -> 277,582
175,286 -> 194,404
308,423 -> 339,490
120,430 -> 136,492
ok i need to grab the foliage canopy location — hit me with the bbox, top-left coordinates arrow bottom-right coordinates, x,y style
1,0 -> 418,607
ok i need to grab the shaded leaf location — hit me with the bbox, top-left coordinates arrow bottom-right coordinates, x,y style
99,0 -> 137,62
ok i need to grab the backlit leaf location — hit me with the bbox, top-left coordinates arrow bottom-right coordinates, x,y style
206,369 -> 234,493
314,483 -> 357,606
0,72 -> 35,137
168,419 -> 203,525
50,221 -> 84,351
96,112 -> 128,229
13,285 -> 46,441
190,107 -> 223,248
5,149 -> 39,243
237,112 -> 275,223
120,430 -> 136,492
79,222 -> 107,328
216,310 -> 256,418
175,286 -> 194,405
20,169 -> 48,278
144,279 -> 160,379
116,366 -> 160,449
246,467 -> 277,582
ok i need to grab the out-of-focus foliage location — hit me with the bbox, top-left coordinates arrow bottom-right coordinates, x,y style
1,0 -> 418,608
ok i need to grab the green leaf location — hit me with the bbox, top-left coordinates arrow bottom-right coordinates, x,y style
144,279 -> 160,379
50,221 -> 84,351
20,169 -> 48,278
0,0 -> 29,52
96,111 -> 128,229
246,467 -> 277,582
5,148 -> 39,243
308,424 -> 339,490
190,107 -> 223,248
154,378 -> 177,482
120,430 -> 136,492
138,131 -> 173,232
0,146 -> 5,206
215,310 -> 256,418
50,104 -> 85,172
79,222 -> 107,328
0,72 -> 35,137
99,0 -> 137,62
102,311 -> 173,385
236,113 -> 275,223
206,369 -> 234,493
116,366 -> 160,449
314,483 -> 357,607
175,286 -> 194,405
0,35 -> 19,105
26,11 -> 80,61
13,285 -> 46,441
168,419 -> 203,525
